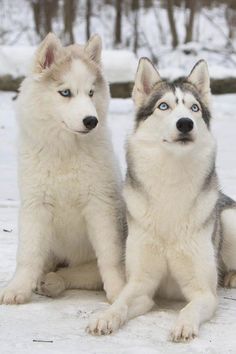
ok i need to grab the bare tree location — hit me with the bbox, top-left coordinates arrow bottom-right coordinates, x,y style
132,0 -> 140,53
86,0 -> 92,40
63,0 -> 77,45
184,0 -> 196,43
30,0 -> 59,40
226,5 -> 236,40
114,0 -> 122,46
32,1 -> 41,37
167,0 -> 178,48
153,1 -> 166,45
143,0 -> 152,9
44,0 -> 53,33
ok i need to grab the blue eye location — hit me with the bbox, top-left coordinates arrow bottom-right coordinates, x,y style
191,103 -> 199,112
59,89 -> 71,97
158,102 -> 169,110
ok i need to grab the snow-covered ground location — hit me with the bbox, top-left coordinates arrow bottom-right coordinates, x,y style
0,46 -> 138,84
0,91 -> 236,353
1,43 -> 236,84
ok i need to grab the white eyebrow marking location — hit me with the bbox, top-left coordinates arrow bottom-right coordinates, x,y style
175,87 -> 184,104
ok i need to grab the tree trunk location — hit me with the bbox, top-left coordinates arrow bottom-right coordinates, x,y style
86,0 -> 91,40
226,6 -> 236,40
63,0 -> 77,45
114,0 -> 122,46
31,0 -> 58,40
167,0 -> 178,48
132,0 -> 139,53
44,0 -> 53,34
143,0 -> 152,9
153,2 -> 166,45
184,0 -> 196,43
31,1 -> 41,37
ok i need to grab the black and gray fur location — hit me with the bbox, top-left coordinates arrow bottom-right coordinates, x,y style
136,78 -> 211,128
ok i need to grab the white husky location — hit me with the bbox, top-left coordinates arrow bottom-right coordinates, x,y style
88,58 -> 236,341
0,33 -> 126,305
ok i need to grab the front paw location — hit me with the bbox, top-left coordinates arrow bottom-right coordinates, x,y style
35,272 -> 65,298
87,309 -> 126,336
170,319 -> 198,342
0,285 -> 32,305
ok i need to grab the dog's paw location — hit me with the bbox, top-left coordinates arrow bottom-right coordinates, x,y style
170,320 -> 198,342
35,272 -> 65,298
0,286 -> 32,305
224,271 -> 236,288
87,309 -> 126,336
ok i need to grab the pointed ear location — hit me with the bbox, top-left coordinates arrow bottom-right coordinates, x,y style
33,33 -> 62,73
187,60 -> 211,105
84,34 -> 102,65
132,58 -> 161,108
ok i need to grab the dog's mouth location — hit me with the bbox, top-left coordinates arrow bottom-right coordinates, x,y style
77,130 -> 90,135
163,134 -> 194,145
62,121 -> 90,135
174,134 -> 194,144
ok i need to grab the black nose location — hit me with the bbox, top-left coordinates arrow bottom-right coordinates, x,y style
83,116 -> 98,130
176,118 -> 194,134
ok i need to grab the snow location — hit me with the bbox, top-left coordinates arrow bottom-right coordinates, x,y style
2,4 -> 236,83
0,91 -> 236,353
1,44 -> 236,83
1,2 -> 234,56
0,46 -> 138,83
102,50 -> 138,83
0,46 -> 34,78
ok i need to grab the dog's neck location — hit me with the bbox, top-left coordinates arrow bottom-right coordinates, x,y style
127,135 -> 217,198
19,119 -> 108,161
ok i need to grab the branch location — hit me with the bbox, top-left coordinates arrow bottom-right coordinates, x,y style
201,10 -> 235,51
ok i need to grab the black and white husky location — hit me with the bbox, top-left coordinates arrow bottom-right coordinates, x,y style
88,58 -> 236,341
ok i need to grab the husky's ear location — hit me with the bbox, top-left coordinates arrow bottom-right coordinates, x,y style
85,34 -> 102,65
187,60 -> 211,105
132,58 -> 161,107
33,33 -> 62,74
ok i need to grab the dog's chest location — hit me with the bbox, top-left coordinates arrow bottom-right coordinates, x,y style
126,181 -> 195,242
130,152 -> 203,237
46,156 -> 90,207
151,188 -> 192,233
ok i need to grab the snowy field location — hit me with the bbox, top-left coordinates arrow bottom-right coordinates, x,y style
0,91 -> 236,353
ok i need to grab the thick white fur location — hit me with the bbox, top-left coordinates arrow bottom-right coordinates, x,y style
88,59 -> 223,341
0,34 -> 125,305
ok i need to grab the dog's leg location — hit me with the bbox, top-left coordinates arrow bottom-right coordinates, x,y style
170,291 -> 217,342
170,240 -> 218,342
87,280 -> 156,335
87,238 -> 164,335
85,198 -> 126,303
0,206 -> 52,304
221,208 -> 236,288
36,260 -> 103,297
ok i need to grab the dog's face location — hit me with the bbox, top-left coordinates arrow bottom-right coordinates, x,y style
132,58 -> 213,155
21,33 -> 109,136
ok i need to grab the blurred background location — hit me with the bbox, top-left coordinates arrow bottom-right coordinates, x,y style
1,0 -> 236,96
1,3 -> 236,351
